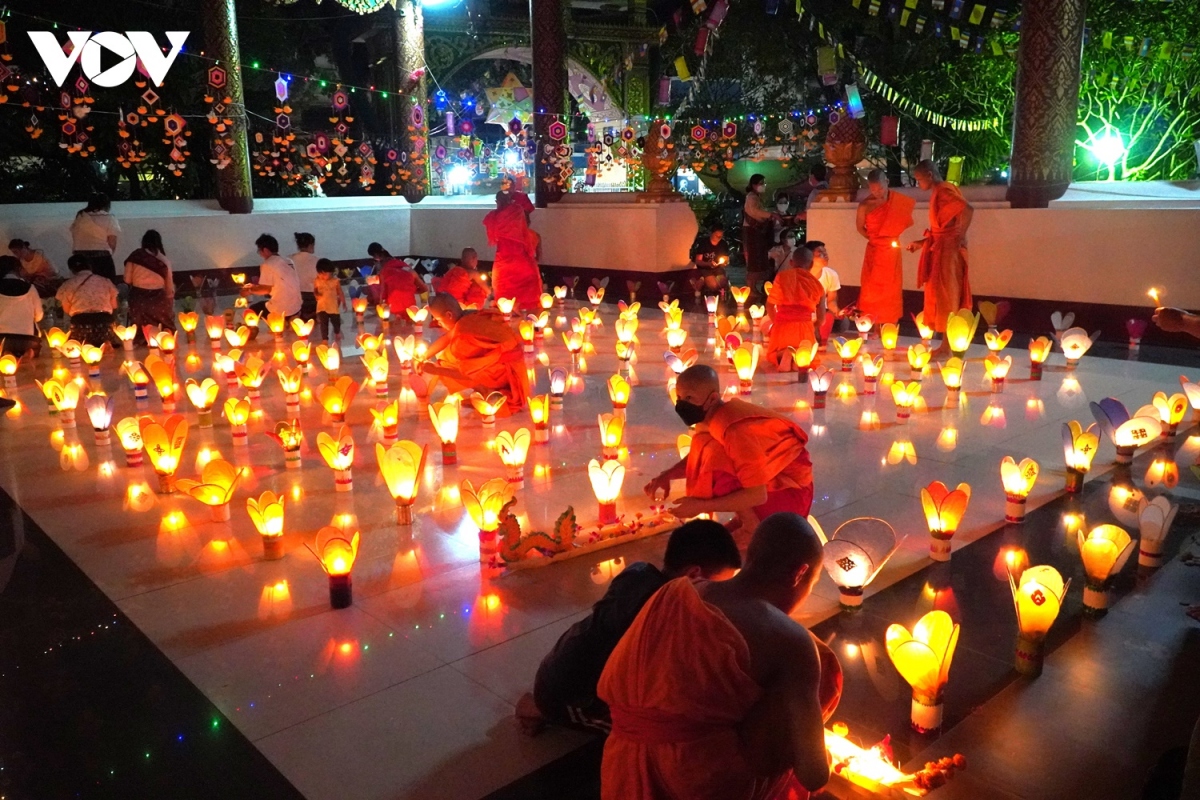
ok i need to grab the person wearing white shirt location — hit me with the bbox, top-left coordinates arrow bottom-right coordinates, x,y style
69,193 -> 121,283
242,234 -> 302,318
0,256 -> 44,358
803,240 -> 841,317
289,231 -> 319,318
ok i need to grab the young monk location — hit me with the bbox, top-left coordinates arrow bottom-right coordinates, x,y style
765,247 -> 826,371
419,294 -> 530,410
906,160 -> 973,355
598,513 -> 842,800
484,176 -> 542,310
434,247 -> 490,309
371,243 -> 429,319
855,169 -> 914,325
516,519 -> 742,735
645,364 -> 815,527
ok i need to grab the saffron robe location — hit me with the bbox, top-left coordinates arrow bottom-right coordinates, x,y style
917,182 -> 971,333
379,259 -> 423,317
434,310 -> 530,409
685,430 -> 742,500
710,398 -> 814,518
484,192 -> 542,310
435,266 -> 488,309
858,192 -> 915,324
766,267 -> 825,369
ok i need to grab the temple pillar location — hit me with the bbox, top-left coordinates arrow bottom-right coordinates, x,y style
530,0 -> 567,207
393,0 -> 429,203
1006,0 -> 1086,208
201,0 -> 253,213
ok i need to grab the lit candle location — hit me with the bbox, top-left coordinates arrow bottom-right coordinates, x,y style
1010,565 -> 1067,677
1147,287 -> 1163,307
921,481 -> 971,562
588,458 -> 624,525
377,440 -> 427,525
529,394 -> 551,443
223,397 -> 251,445
462,478 -> 517,570
308,526 -> 361,609
429,400 -> 460,464
1078,524 -> 1134,614
1000,456 -> 1039,523
185,378 -> 220,427
177,458 -> 247,522
1027,336 -> 1052,380
496,428 -> 532,487
140,414 -> 189,494
268,420 -> 304,469
247,491 -> 286,559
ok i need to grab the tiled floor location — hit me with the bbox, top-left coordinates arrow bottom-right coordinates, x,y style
2,297 -> 1199,799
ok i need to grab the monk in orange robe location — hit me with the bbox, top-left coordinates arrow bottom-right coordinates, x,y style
646,365 -> 814,529
484,177 -> 543,310
908,160 -> 973,352
855,169 -> 915,325
435,247 -> 489,309
765,248 -> 826,370
645,429 -> 742,522
598,513 -> 842,800
421,294 -> 530,410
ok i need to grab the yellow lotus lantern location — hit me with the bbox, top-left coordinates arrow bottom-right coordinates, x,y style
320,376 -> 359,423
1138,496 -> 1178,569
496,296 -> 516,320
185,378 -> 220,427
529,394 -> 551,443
607,374 -> 631,414
247,491 -> 286,559
114,323 -> 138,354
588,458 -> 624,525
1010,565 -> 1068,677
553,284 -> 569,304
234,355 -> 270,401
984,329 -> 1013,353
140,414 -> 189,493
860,355 -> 884,395
496,428 -> 532,487
316,343 -> 341,376
44,326 -> 68,356
810,366 -> 833,409
1078,524 -> 1135,614
352,296 -> 368,322
822,517 -> 899,608
268,420 -> 304,468
377,440 -> 428,525
540,292 -> 555,311
371,400 -> 400,441
308,526 -> 361,608
223,397 -> 251,445
230,272 -> 246,286
939,358 -> 964,401
0,354 -> 17,392
60,338 -> 84,367
1000,456 -> 1039,523
1059,327 -> 1098,367
291,317 -> 314,341
912,312 -> 934,344
85,392 -> 116,446
945,310 -> 980,356
317,425 -> 356,492
1150,391 -> 1188,437
177,458 -> 247,522
730,285 -> 750,309
615,317 -> 638,346
853,313 -> 874,339
662,307 -> 684,334
156,331 -> 177,360
877,323 -> 899,359
907,343 -> 932,380
748,304 -> 765,328
42,379 -> 80,426
362,350 -> 390,399
429,400 -> 460,464
517,319 -> 536,353
790,341 -> 819,383
832,337 -> 862,372
921,481 -> 971,562
355,332 -> 381,354
891,381 -> 921,423
145,356 -> 177,412
598,412 -> 625,460
549,367 -> 568,409
224,325 -> 251,349
471,391 -> 507,426
886,610 -> 960,733
292,339 -> 313,373
374,304 -> 392,330
727,344 -> 759,396
462,478 -> 517,568
242,309 -> 260,328
984,354 -> 1013,392
666,327 -> 688,354
115,417 -> 145,466
81,344 -> 105,378
1062,421 -> 1099,492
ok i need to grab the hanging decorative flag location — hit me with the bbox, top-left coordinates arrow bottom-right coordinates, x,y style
991,8 -> 1008,28
1140,37 -> 1152,57
932,0 -> 945,10
675,56 -> 691,80
204,66 -> 233,169
915,15 -> 926,33
357,141 -> 377,190
880,115 -> 899,146
694,27 -> 710,55
765,0 -> 781,14
722,121 -> 737,138
949,0 -> 965,19
707,0 -> 729,27
690,0 -> 706,14
969,4 -> 986,24
691,124 -> 707,142
868,0 -> 882,16
934,20 -> 945,37
162,112 -> 191,176
991,39 -> 1004,55
846,84 -> 865,118
901,10 -> 912,26
657,76 -> 671,105
817,46 -> 838,85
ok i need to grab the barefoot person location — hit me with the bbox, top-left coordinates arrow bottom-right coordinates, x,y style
598,513 -> 842,800
484,176 -> 542,310
646,365 -> 815,528
420,294 -> 530,410
856,169 -> 914,325
765,248 -> 826,370
517,520 -> 742,735
907,160 -> 973,355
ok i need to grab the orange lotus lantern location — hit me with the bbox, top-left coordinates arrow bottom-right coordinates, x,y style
1010,565 -> 1068,676
984,329 -> 1012,353
789,341 -> 819,384
517,319 -> 536,354
471,391 -> 507,426
145,355 -> 178,412
732,344 -> 760,396
984,354 -> 1013,392
223,325 -> 251,349
921,481 -> 971,562
891,381 -> 921,423
140,414 -> 189,493
352,296 -> 369,323
81,343 -> 106,378
247,491 -> 286,559
886,610 -> 959,733
223,396 -> 251,446
361,350 -> 390,399
607,374 -> 631,414
320,376 -> 359,423
317,425 -> 356,492
177,458 -> 247,522
316,343 -> 341,376
375,304 -> 392,331
832,337 -> 862,372
1062,421 -> 1099,492
907,343 -> 932,380
371,400 -> 400,441
588,458 -> 624,525
115,417 -> 145,466
308,526 -> 361,608
377,440 -> 427,524
429,400 -> 460,463
291,317 -> 314,340
730,285 -> 750,309
1078,524 -> 1134,614
266,312 -> 287,342
268,420 -> 304,468
292,339 -> 313,373
202,316 -> 225,350
242,309 -> 261,328
234,355 -> 270,401
529,394 -> 551,443
114,323 -> 138,354
85,392 -> 116,446
185,378 -> 220,427
463,478 -> 517,568
1027,336 -> 1052,380
598,412 -> 625,460
1001,456 -> 1039,523
496,428 -> 532,487
177,311 -> 199,343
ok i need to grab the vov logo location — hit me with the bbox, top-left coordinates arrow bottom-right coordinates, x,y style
27,31 -> 189,88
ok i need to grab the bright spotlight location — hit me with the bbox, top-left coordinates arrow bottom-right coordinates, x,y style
1090,131 -> 1126,167
448,165 -> 471,187
503,149 -> 521,168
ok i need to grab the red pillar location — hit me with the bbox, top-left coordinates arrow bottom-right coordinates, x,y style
530,0 -> 567,207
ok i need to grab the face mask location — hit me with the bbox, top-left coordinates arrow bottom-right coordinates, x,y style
675,398 -> 709,426
777,202 -> 788,212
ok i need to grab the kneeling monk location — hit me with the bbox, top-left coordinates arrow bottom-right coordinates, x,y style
647,365 -> 814,528
766,247 -> 826,370
599,513 -> 842,800
421,294 -> 530,410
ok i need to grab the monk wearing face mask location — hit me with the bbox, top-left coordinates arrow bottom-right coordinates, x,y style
643,364 -> 815,530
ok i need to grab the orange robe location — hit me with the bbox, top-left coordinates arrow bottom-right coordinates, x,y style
484,192 -> 543,310
917,182 -> 971,333
766,267 -> 824,369
435,310 -> 531,409
685,430 -> 742,500
598,579 -> 789,800
435,266 -> 489,309
858,192 -> 915,324
710,399 -> 814,518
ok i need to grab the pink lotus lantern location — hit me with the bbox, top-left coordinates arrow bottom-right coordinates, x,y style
1126,318 -> 1148,349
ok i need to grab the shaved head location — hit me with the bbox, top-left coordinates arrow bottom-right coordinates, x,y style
429,293 -> 463,329
742,513 -> 825,609
913,159 -> 941,181
867,168 -> 888,186
678,364 -> 720,398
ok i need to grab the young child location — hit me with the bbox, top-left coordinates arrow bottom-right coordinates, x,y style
313,258 -> 346,345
